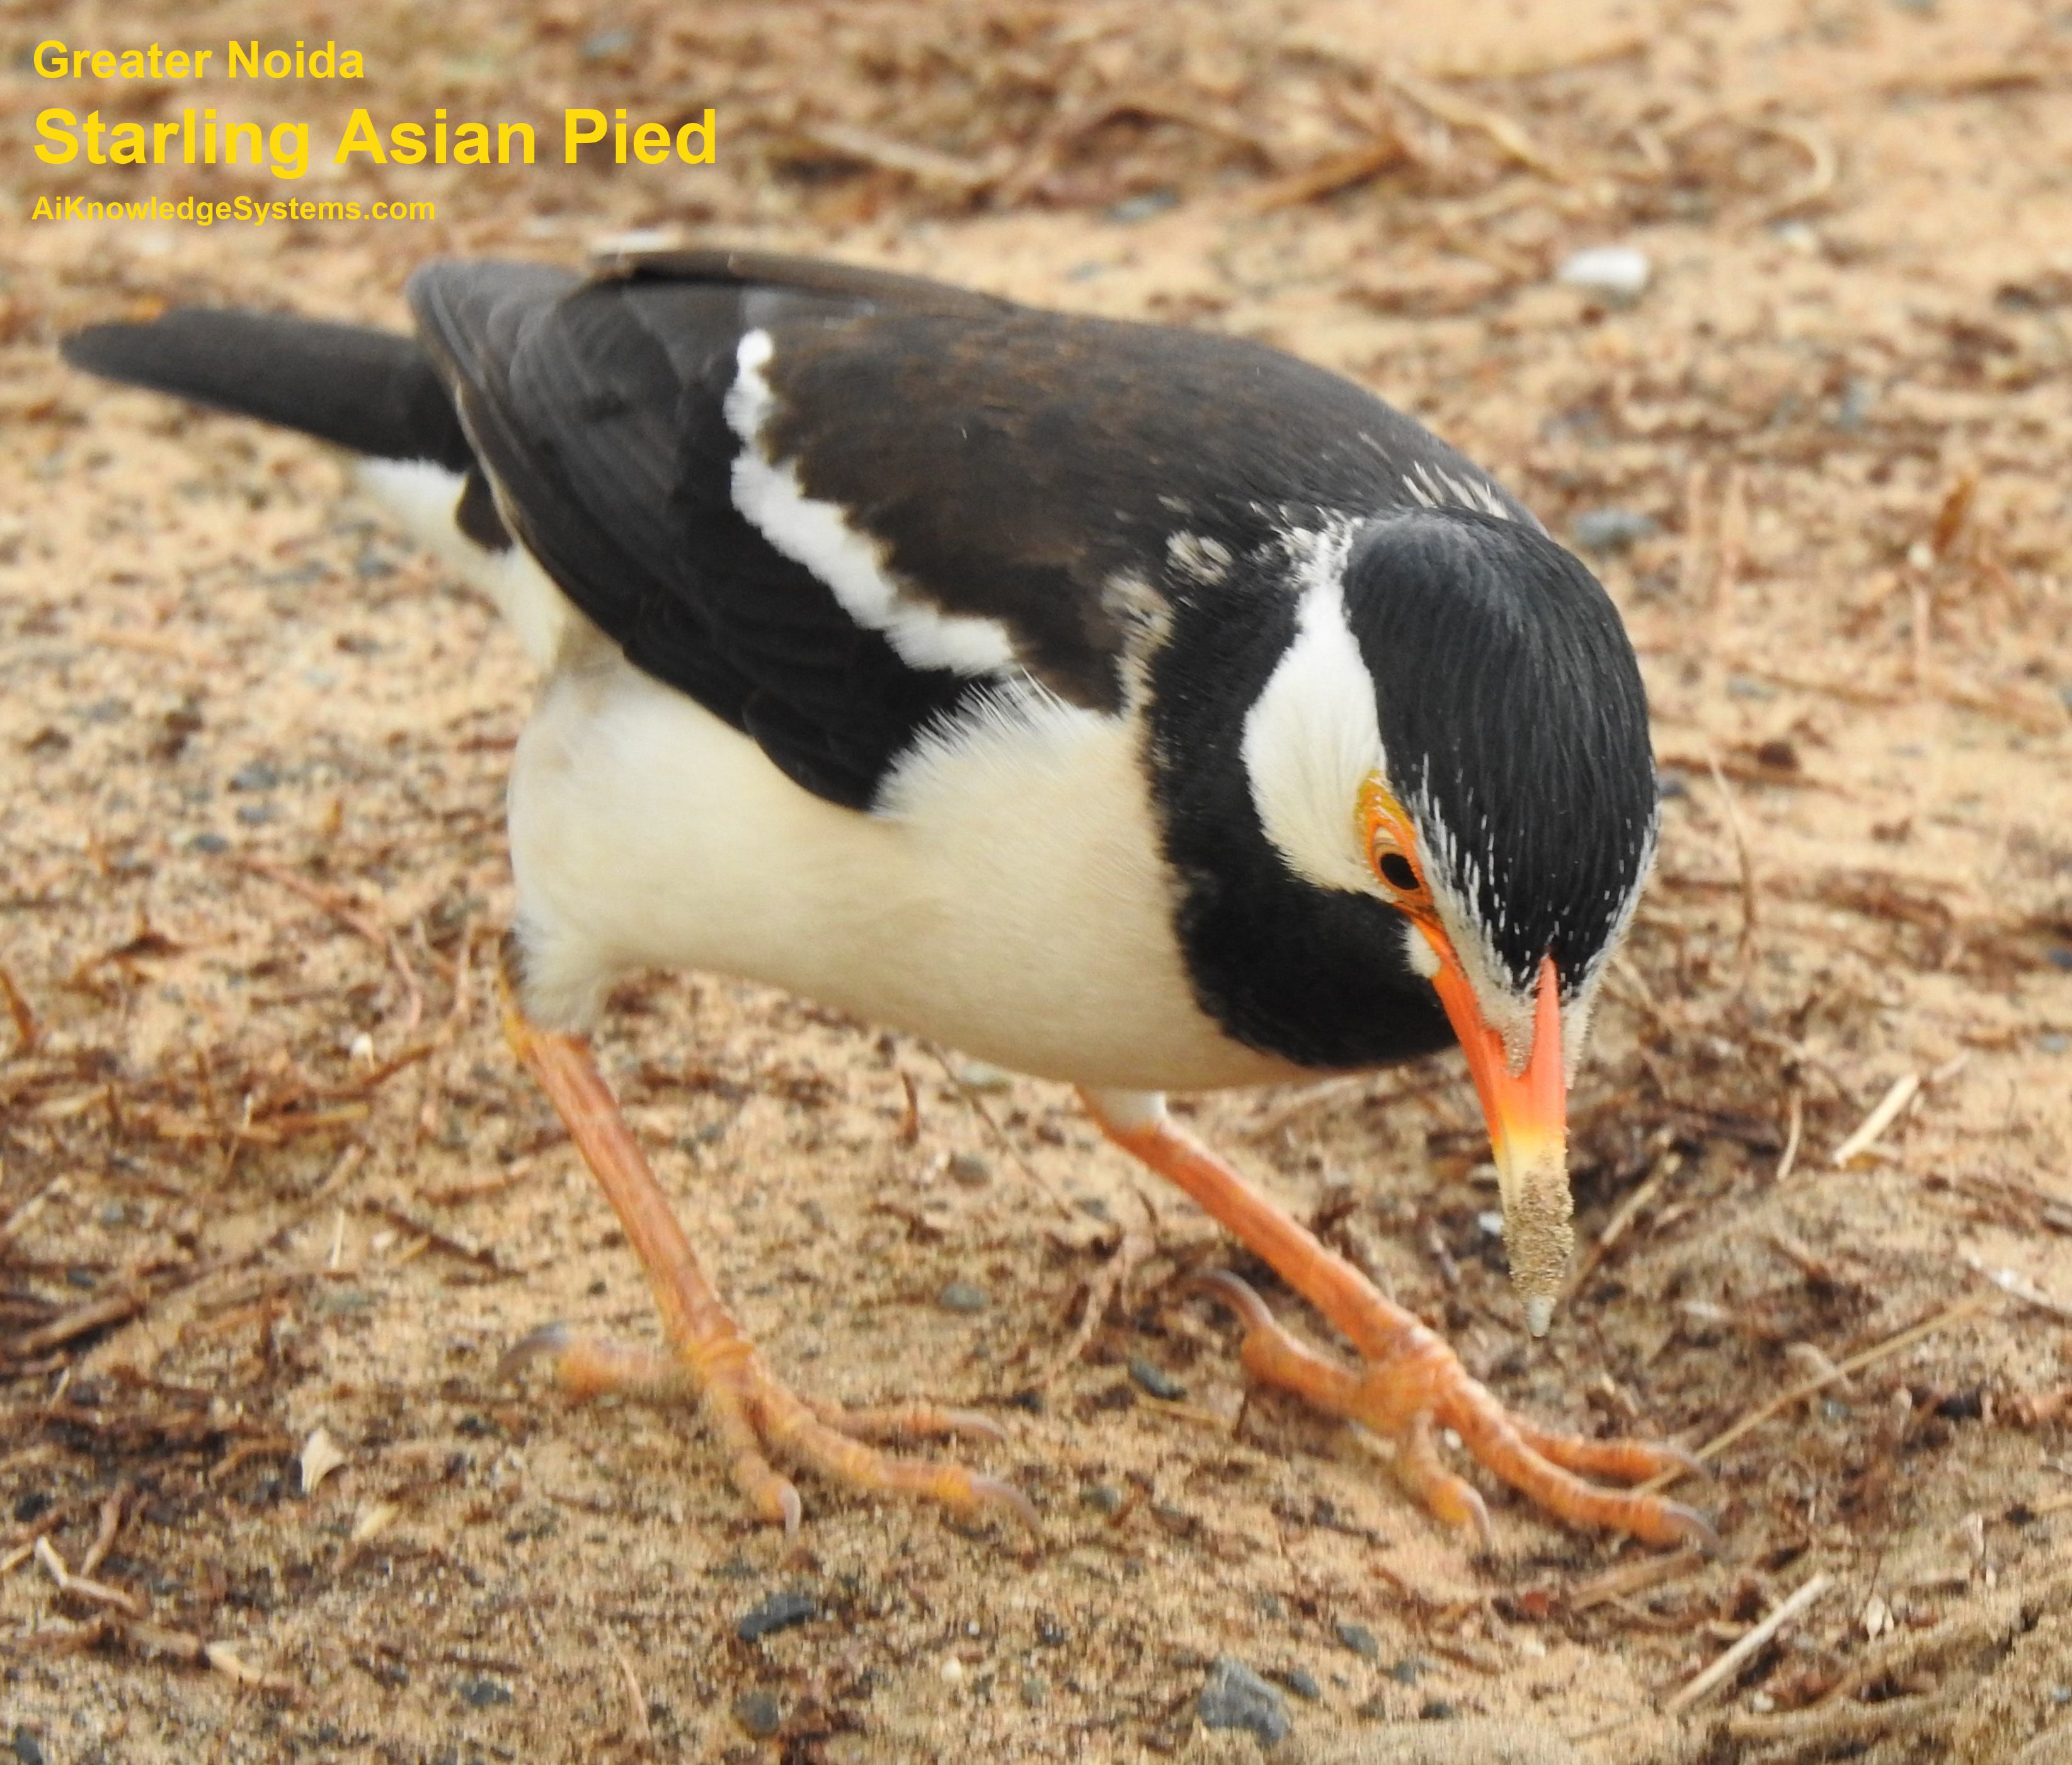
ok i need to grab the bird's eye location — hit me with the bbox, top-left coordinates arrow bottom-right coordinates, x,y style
1358,777 -> 1432,906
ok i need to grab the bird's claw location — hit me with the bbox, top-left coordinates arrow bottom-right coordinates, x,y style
1189,1268 -> 1718,1551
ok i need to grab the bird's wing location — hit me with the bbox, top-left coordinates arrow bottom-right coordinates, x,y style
407,250 -> 1535,810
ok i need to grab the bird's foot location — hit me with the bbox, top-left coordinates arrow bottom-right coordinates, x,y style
1081,1091 -> 1714,1551
499,973 -> 1031,1534
1192,1271 -> 1715,1551
501,1325 -> 1033,1533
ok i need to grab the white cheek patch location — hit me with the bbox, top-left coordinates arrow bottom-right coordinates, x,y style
1240,529 -> 1385,897
724,329 -> 1017,678
1403,919 -> 1440,979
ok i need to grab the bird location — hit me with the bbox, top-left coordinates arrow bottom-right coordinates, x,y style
63,246 -> 1713,1552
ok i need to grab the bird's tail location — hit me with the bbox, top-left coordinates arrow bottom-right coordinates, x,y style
60,308 -> 474,471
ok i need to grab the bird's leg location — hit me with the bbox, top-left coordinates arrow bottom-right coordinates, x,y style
1084,1091 -> 1715,1551
497,978 -> 1032,1532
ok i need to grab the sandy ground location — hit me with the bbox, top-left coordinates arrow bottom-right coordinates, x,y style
4,1 -> 2072,1760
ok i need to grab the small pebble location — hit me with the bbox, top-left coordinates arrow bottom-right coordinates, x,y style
12,1729 -> 48,1765
1420,1698 -> 1459,1720
732,1689 -> 782,1739
1081,1483 -> 1124,1515
947,1153 -> 992,1188
229,759 -> 280,791
456,1676 -> 512,1708
1198,1656 -> 1293,1745
937,1280 -> 990,1314
1834,376 -> 1877,431
1571,507 -> 1658,554
1274,1666 -> 1322,1700
1475,1210 -> 1504,1238
1021,1673 -> 1048,1707
1127,1355 -> 1186,1401
1106,188 -> 1179,225
580,26 -> 636,58
1390,1655 -> 1429,1685
735,1589 -> 816,1641
1556,244 -> 1651,301
1336,1621 -> 1380,1660
188,831 -> 229,854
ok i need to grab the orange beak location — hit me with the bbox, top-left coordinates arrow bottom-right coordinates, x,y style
1428,946 -> 1574,1336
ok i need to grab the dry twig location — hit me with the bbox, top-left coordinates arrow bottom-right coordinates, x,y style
1570,1546 -> 1707,1613
1380,65 -> 1567,178
1245,132 -> 1405,211
1564,1147 -> 1680,1301
1042,1216 -> 1154,1386
1773,1092 -> 1804,1183
0,964 -> 37,1057
233,857 -> 426,1033
1705,752 -> 1758,977
1646,1294 -> 1994,1486
1664,1570 -> 1831,1715
1830,1071 -> 1920,1166
34,1534 -> 144,1618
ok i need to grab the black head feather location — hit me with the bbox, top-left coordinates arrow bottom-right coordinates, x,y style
1343,509 -> 1657,997
1147,508 -> 1652,1072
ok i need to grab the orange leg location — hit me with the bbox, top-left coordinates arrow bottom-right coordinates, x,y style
1087,1093 -> 1715,1552
499,984 -> 1033,1534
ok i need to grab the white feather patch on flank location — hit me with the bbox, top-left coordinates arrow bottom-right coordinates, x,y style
508,654 -> 1296,1090
354,457 -> 576,670
1240,527 -> 1387,897
724,329 -> 1017,677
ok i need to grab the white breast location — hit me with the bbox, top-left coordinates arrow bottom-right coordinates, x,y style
507,656 -> 1296,1093
355,454 -> 1294,1092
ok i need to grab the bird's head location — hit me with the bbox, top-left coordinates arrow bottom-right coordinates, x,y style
1157,505 -> 1656,1334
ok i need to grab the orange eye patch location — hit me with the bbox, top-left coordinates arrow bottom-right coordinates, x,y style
1356,775 -> 1433,910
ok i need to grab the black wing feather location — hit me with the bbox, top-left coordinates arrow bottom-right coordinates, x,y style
403,251 -> 1539,810
408,258 -> 992,809
69,251 -> 1544,814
